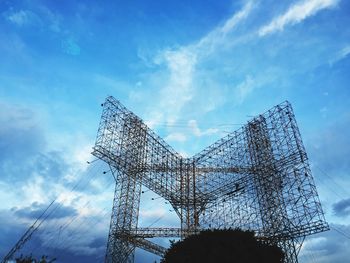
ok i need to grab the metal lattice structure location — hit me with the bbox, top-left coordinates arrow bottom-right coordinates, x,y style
92,96 -> 329,263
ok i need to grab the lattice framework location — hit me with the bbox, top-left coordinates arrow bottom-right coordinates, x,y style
92,96 -> 329,263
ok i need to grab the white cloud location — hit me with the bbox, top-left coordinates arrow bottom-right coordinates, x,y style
188,120 -> 202,136
329,45 -> 350,65
148,1 -> 254,126
178,150 -> 190,158
139,208 -> 166,219
165,132 -> 187,142
157,48 -> 197,120
5,7 -> 62,33
6,10 -> 33,26
145,111 -> 163,129
320,107 -> 328,118
299,225 -> 350,263
188,120 -> 219,137
220,2 -> 254,34
147,48 -> 195,127
259,0 -> 340,36
0,182 -> 21,209
338,45 -> 350,60
235,75 -> 255,104
300,236 -> 329,262
21,174 -> 47,205
196,1 -> 254,54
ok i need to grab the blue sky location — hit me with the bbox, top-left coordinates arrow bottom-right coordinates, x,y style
1,0 -> 350,262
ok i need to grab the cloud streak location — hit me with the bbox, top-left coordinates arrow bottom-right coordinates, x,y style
188,120 -> 219,137
6,10 -> 39,27
332,198 -> 350,217
13,201 -> 78,220
195,1 -> 254,55
330,44 -> 350,65
165,132 -> 187,142
299,224 -> 350,263
235,75 -> 255,104
157,48 -> 197,122
259,0 -> 340,36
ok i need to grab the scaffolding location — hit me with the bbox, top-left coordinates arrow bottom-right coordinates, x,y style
92,96 -> 329,263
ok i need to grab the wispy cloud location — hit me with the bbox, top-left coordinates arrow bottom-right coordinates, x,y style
139,208 -> 166,219
338,45 -> 350,60
309,114 -> 350,173
329,44 -> 350,65
195,1 -> 254,55
235,75 -> 255,104
61,38 -> 81,56
5,6 -> 62,32
259,0 -> 340,36
165,132 -> 187,142
155,48 -> 197,122
6,10 -> 38,26
147,1 -> 254,125
299,224 -> 350,263
220,2 -> 254,35
13,201 -> 78,219
188,120 -> 219,137
333,198 -> 350,217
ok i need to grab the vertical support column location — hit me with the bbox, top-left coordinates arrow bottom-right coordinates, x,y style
246,116 -> 298,263
105,115 -> 146,263
180,160 -> 198,236
105,169 -> 142,263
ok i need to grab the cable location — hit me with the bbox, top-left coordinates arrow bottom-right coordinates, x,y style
54,172 -> 115,245
314,175 -> 345,202
28,200 -> 91,257
51,199 -> 114,261
87,159 -> 99,164
332,226 -> 350,240
35,161 -> 101,231
54,206 -> 111,253
8,162 -> 103,260
147,215 -> 166,228
314,165 -> 350,197
141,188 -> 152,194
35,171 -> 115,257
34,200 -> 91,253
145,121 -> 244,126
1,200 -> 56,263
302,237 -> 318,263
151,196 -> 163,201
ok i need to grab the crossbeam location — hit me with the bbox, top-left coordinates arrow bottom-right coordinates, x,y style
125,237 -> 167,257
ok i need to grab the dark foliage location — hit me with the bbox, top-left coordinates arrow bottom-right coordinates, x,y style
161,229 -> 284,263
15,254 -> 56,263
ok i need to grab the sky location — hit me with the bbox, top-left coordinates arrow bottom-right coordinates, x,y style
0,0 -> 350,262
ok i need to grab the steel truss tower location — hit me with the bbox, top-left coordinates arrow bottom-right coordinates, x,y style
92,96 -> 329,263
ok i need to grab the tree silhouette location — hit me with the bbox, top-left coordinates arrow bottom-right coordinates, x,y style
161,229 -> 284,263
15,254 -> 56,263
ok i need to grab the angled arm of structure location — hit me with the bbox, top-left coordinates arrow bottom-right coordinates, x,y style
93,96 -> 183,202
191,101 -> 320,204
191,128 -> 253,203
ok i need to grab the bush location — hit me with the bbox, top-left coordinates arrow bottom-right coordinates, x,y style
161,229 -> 284,263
